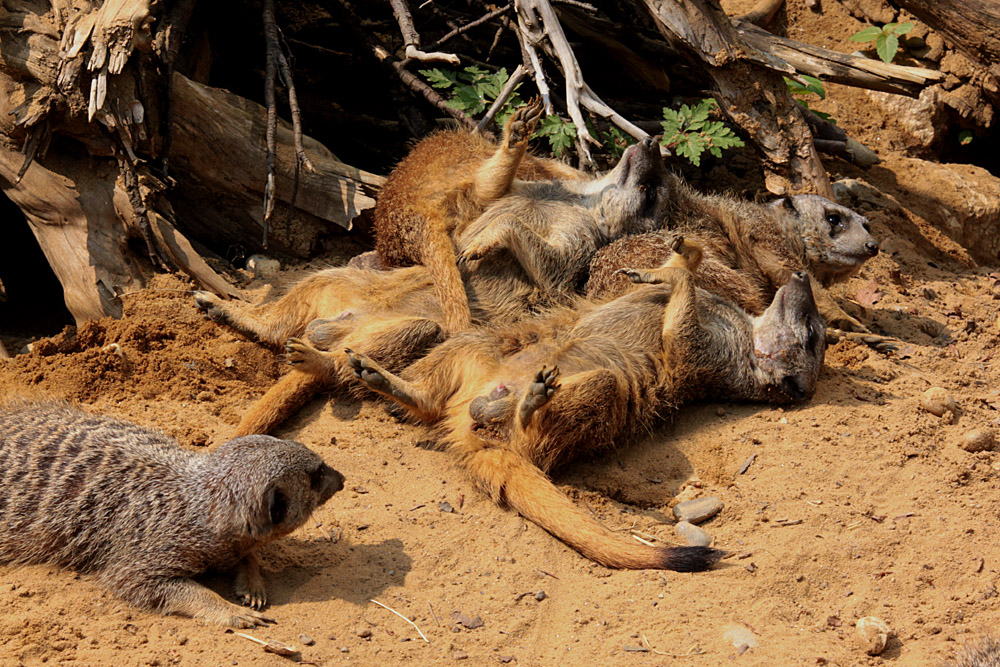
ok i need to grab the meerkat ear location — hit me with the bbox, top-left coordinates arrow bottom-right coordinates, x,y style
779,197 -> 797,214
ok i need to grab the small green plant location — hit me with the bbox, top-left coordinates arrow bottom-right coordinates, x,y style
532,114 -> 577,157
958,130 -> 975,145
419,66 -> 525,125
849,22 -> 913,64
599,126 -> 636,160
660,98 -> 744,167
784,75 -> 836,124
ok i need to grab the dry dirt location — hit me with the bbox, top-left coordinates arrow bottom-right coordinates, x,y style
2,4 -> 1000,667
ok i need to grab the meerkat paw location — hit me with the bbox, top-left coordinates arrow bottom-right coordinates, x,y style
614,267 -> 651,284
345,348 -> 390,392
285,337 -> 320,366
665,235 -> 704,272
234,554 -> 267,610
826,328 -> 898,353
193,291 -> 228,323
506,95 -> 544,146
225,604 -> 277,628
519,366 -> 560,428
828,314 -> 870,334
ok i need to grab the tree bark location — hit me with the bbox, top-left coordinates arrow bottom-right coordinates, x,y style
891,0 -> 1000,80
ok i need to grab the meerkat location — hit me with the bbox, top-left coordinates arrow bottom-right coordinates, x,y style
195,136 -> 671,435
586,174 -> 879,332
949,637 -> 1000,667
0,400 -> 344,627
374,96 -> 584,333
287,238 -> 826,569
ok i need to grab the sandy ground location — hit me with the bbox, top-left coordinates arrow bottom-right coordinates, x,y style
2,3 -> 1000,666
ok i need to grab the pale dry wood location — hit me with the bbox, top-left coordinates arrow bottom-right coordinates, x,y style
389,0 -> 461,64
640,0 -> 832,197
893,0 -> 1000,80
735,21 -> 945,97
516,0 -> 649,165
169,72 -> 383,237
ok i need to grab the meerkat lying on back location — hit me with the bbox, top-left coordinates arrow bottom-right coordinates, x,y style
286,238 -> 826,569
373,97 -> 671,333
195,134 -> 672,435
586,174 -> 879,332
0,400 -> 343,627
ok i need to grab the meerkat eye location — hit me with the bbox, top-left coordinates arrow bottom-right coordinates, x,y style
862,220 -> 871,233
826,212 -> 843,228
310,466 -> 327,490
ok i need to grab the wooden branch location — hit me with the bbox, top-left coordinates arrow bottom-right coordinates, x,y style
516,0 -> 649,165
640,0 -> 831,197
427,3 -> 513,50
735,21 -> 945,97
891,0 -> 1000,80
169,72 -> 383,242
371,45 -> 478,130
477,64 -> 527,132
389,0 -> 461,64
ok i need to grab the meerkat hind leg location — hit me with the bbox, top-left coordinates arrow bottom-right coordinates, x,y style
345,349 -> 438,415
519,366 -> 561,428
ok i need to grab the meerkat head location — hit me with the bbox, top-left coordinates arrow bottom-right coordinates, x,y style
211,435 -> 344,541
750,271 -> 827,403
775,195 -> 879,286
592,137 -> 670,238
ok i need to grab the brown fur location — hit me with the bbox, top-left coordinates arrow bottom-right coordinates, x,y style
374,98 -> 584,332
948,637 -> 1000,667
0,400 -> 343,627
586,174 -> 879,331
194,266 -> 447,436
288,240 -> 827,569
197,136 -> 673,435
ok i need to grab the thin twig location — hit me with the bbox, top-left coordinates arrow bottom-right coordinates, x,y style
389,0 -> 460,64
428,601 -> 441,626
428,4 -> 513,50
370,599 -> 430,643
641,634 -> 706,658
632,534 -> 656,547
477,64 -> 526,132
118,155 -> 179,273
262,0 -> 279,247
373,45 -> 477,130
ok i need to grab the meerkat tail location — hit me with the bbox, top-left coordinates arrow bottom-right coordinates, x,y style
461,445 -> 724,571
233,370 -> 329,437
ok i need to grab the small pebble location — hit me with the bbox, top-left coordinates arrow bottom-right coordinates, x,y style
298,634 -> 315,646
355,627 -> 372,639
920,387 -> 957,419
675,521 -> 713,547
672,497 -> 723,524
534,590 -> 547,601
856,616 -> 891,656
246,254 -> 281,279
959,429 -> 996,453
452,650 -> 469,660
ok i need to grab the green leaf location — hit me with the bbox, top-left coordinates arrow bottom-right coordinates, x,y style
454,86 -> 486,114
959,129 -> 974,145
812,109 -> 837,124
420,68 -> 458,89
850,26 -> 882,42
876,32 -> 898,62
674,133 -> 708,167
801,75 -> 826,99
894,22 -> 913,35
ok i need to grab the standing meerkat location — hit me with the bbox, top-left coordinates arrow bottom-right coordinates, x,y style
586,174 -> 879,332
287,238 -> 826,569
0,400 -> 344,627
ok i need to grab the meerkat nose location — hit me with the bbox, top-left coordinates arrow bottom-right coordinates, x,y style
865,241 -> 880,256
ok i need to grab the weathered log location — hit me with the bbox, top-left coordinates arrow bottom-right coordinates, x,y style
640,0 -> 833,197
168,72 -> 384,255
891,0 -> 1000,80
735,21 -> 945,97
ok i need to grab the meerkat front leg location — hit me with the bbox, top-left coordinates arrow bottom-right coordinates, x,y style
460,215 -> 564,292
473,96 -> 544,203
615,235 -> 704,285
809,277 -> 871,333
345,349 -> 442,419
233,552 -> 267,610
